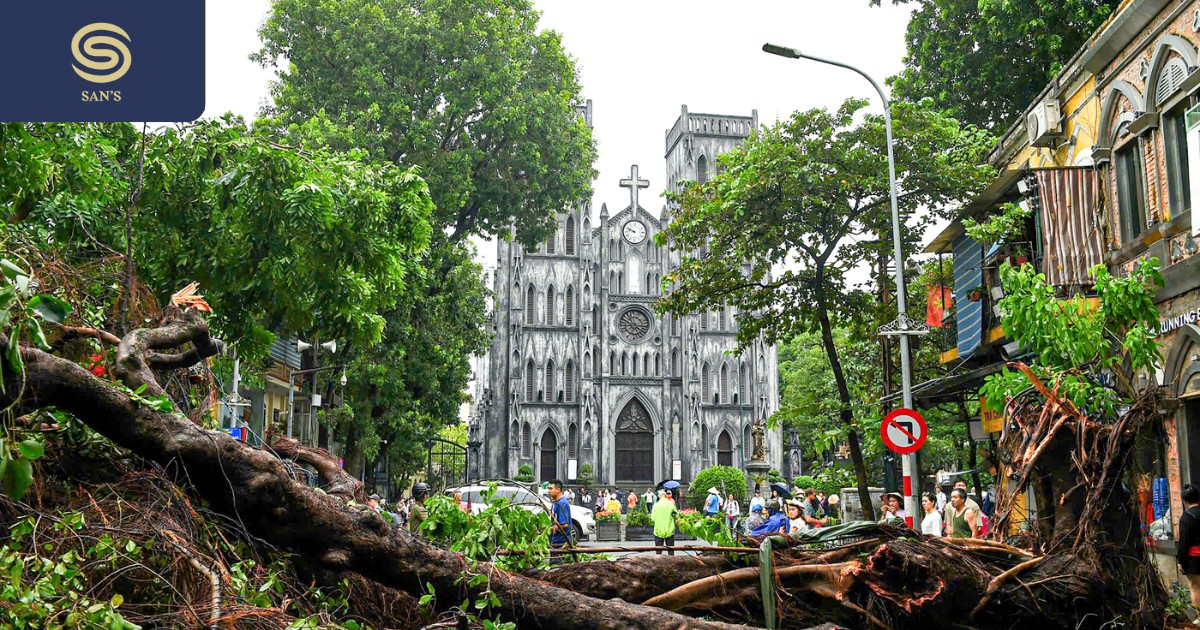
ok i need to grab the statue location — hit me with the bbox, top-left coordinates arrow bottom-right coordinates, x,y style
751,420 -> 766,462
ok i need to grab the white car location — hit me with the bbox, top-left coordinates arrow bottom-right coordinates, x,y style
446,484 -> 596,540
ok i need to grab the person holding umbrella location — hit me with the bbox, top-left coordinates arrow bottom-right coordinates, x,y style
769,482 -> 792,512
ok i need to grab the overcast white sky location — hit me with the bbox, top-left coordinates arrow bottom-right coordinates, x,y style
200,1 -> 917,413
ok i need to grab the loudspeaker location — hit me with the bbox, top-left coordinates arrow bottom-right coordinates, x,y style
321,340 -> 338,354
296,340 -> 312,352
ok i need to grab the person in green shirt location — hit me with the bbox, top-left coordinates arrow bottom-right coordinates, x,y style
651,489 -> 678,556
408,482 -> 430,533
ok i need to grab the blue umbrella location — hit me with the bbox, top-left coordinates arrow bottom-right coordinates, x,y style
662,480 -> 680,490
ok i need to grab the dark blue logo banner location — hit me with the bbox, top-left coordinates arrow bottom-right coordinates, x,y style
0,1 -> 205,122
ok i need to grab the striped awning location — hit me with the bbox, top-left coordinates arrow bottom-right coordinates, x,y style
1036,168 -> 1105,288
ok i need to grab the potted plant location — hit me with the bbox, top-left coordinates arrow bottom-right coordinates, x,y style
625,507 -> 654,541
1009,244 -> 1030,267
595,511 -> 621,541
514,464 -> 534,483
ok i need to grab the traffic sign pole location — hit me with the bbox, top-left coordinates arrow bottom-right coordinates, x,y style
881,408 -> 927,528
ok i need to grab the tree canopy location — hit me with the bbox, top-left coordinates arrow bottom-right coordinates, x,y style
874,0 -> 1119,130
657,98 -> 992,517
255,0 -> 597,244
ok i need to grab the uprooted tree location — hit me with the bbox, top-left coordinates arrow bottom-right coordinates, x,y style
0,239 -> 1174,628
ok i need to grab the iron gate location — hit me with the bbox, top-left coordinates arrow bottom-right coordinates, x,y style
426,438 -> 467,494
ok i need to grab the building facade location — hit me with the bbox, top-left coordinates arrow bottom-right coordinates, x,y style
476,103 -> 783,486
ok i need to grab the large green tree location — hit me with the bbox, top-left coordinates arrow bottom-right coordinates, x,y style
255,0 -> 596,244
874,0 -> 1119,130
657,98 -> 993,518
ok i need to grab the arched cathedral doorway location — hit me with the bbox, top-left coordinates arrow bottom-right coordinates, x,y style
540,428 -> 558,482
615,398 -> 654,484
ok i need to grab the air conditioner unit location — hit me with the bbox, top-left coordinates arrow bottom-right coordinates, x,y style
1026,100 -> 1063,147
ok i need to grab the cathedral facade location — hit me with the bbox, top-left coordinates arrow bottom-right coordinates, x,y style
475,103 -> 782,486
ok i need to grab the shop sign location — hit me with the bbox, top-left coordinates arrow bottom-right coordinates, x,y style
980,396 -> 1004,434
1158,307 -> 1200,336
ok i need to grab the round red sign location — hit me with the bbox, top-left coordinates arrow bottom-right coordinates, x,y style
881,408 -> 927,455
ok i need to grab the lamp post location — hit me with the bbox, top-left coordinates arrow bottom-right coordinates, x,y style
762,43 -> 928,525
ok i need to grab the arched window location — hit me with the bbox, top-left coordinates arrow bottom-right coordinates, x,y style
522,422 -> 532,458
671,350 -> 680,377
654,353 -> 661,376
739,363 -> 747,404
526,284 -> 536,324
618,271 -> 624,293
547,230 -> 556,255
621,352 -> 628,375
593,347 -> 601,376
510,420 -> 520,449
545,359 -> 555,402
545,286 -> 556,326
609,352 -> 616,375
583,352 -> 590,378
627,253 -> 642,293
568,422 -> 578,459
609,239 -> 617,259
583,217 -> 591,240
671,315 -> 678,336
525,360 -> 536,402
697,155 -> 709,184
646,272 -> 654,295
565,216 -> 576,255
720,364 -> 729,404
744,425 -> 753,460
701,363 -> 711,402
592,305 -> 599,333
565,361 -> 575,402
719,308 -> 728,331
631,352 -> 639,376
700,311 -> 709,331
565,286 -> 575,326
643,353 -> 650,376
717,430 -> 733,467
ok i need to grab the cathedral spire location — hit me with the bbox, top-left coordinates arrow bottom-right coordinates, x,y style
599,202 -> 609,218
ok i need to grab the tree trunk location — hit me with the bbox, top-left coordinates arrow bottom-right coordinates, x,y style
1,313 -> 746,630
814,280 -> 875,521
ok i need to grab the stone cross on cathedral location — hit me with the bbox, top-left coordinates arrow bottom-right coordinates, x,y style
619,164 -> 650,210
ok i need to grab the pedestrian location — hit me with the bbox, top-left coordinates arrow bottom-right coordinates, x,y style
546,479 -> 573,562
408,483 -> 430,532
935,485 -> 948,512
802,488 -> 828,528
921,492 -> 942,537
818,491 -> 828,516
367,494 -> 382,512
564,486 -> 575,503
749,489 -> 765,514
704,487 -> 722,518
948,480 -> 983,534
627,490 -> 638,513
751,502 -> 790,537
744,503 -> 766,533
786,499 -> 809,535
642,487 -> 655,510
651,489 -> 678,555
1177,484 -> 1200,614
946,489 -> 978,538
879,492 -> 906,522
724,493 -> 741,532
596,490 -> 607,512
605,493 -> 621,514
579,487 -> 593,509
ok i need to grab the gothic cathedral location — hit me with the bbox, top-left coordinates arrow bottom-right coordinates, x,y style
476,103 -> 782,487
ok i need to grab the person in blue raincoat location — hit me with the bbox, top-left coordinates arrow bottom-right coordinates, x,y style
750,502 -> 790,537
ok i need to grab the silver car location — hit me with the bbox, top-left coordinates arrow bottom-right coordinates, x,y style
446,484 -> 596,540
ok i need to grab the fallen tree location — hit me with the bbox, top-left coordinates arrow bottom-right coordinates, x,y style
0,258 -> 1176,629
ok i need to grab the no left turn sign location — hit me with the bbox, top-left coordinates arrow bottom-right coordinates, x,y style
881,408 -> 927,455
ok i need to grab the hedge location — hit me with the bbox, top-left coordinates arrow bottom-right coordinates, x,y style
689,465 -> 747,510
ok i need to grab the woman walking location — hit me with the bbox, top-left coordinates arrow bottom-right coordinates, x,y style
1177,484 -> 1200,618
920,492 -> 942,537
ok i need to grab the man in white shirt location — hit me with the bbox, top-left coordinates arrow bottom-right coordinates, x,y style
749,489 -> 765,514
935,486 -> 948,512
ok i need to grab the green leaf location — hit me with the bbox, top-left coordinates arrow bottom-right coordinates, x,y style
27,295 -> 72,324
0,285 -> 16,312
17,440 -> 43,461
110,593 -> 124,607
5,324 -> 23,373
3,457 -> 34,500
28,318 -> 49,351
0,259 -> 26,281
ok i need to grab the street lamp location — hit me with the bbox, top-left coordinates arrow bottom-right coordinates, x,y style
762,43 -> 928,524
